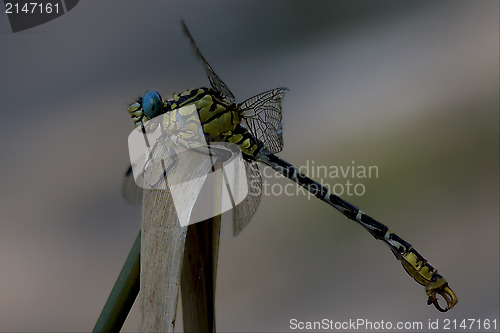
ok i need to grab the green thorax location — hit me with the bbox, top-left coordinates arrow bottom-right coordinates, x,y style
166,88 -> 241,140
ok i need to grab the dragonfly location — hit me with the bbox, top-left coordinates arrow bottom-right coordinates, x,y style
124,20 -> 457,312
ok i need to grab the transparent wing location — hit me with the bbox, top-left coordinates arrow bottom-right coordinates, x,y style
238,88 -> 288,154
181,20 -> 235,103
233,161 -> 262,235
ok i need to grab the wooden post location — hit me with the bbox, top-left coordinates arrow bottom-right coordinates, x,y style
181,211 -> 221,332
139,150 -> 222,332
139,188 -> 187,332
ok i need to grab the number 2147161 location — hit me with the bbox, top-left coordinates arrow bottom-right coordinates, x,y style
5,2 -> 60,14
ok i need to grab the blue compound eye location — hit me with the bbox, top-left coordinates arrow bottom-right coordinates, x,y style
142,91 -> 162,118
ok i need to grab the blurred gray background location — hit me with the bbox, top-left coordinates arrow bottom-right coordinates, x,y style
0,1 -> 498,331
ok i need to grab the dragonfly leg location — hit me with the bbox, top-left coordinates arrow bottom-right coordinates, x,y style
148,152 -> 177,189
141,133 -> 170,174
183,144 -> 234,165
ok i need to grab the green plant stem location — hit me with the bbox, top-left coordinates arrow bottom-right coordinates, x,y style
93,231 -> 141,333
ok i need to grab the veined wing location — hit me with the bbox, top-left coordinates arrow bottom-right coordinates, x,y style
239,88 -> 288,154
233,160 -> 262,235
181,20 -> 235,103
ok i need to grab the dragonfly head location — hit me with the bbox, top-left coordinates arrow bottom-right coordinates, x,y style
128,91 -> 163,127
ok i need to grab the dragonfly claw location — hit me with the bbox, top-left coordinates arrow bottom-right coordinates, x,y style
426,281 -> 458,312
